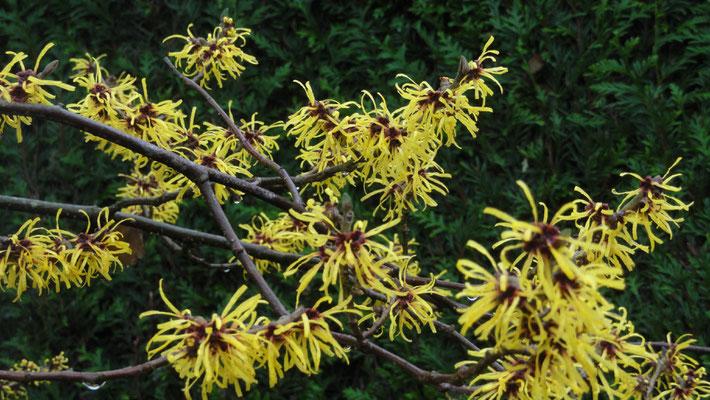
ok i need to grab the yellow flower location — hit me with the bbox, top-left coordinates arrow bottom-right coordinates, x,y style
484,180 -> 597,280
284,212 -> 400,304
258,297 -> 355,386
614,157 -> 692,251
116,165 -> 181,223
363,266 -> 449,342
455,240 -> 527,341
125,78 -> 185,148
64,208 -> 132,286
356,92 -> 434,180
68,57 -> 137,125
457,36 -> 508,99
396,74 -> 492,147
164,20 -> 257,89
456,353 -> 533,400
69,53 -> 108,79
0,43 -> 75,142
237,113 -> 280,164
238,213 -> 304,272
563,186 -> 647,271
170,138 -> 252,204
361,159 -> 451,221
0,217 -> 54,299
141,280 -> 266,399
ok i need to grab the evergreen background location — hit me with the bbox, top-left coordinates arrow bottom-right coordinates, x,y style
0,0 -> 708,398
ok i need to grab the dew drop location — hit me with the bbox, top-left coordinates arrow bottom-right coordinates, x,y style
344,345 -> 352,351
467,296 -> 479,302
342,172 -> 349,176
223,269 -> 231,273
82,381 -> 106,391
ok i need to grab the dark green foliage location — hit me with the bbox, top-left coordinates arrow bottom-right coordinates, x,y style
0,0 -> 708,398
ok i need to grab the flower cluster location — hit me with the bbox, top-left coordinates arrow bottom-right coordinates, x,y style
237,210 -> 310,273
282,38 -> 506,219
0,43 -> 75,142
284,204 -> 402,304
358,265 -> 450,341
562,157 -> 693,270
164,17 -> 257,89
257,298 -> 353,387
116,165 -> 181,223
0,352 -> 68,400
68,49 -> 277,209
0,209 -> 131,300
453,162 -> 700,399
141,281 -> 350,399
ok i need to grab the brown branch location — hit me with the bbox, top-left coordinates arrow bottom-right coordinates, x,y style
164,58 -> 303,207
0,357 -> 168,384
195,179 -> 289,316
431,321 -> 505,372
646,350 -> 668,400
400,209 -> 410,256
436,382 -> 480,395
107,190 -> 184,214
431,321 -> 475,351
250,159 -> 360,189
644,341 -> 710,354
405,274 -> 465,291
451,347 -> 529,385
161,235 -> 240,270
0,100 -> 299,212
332,332 -> 454,385
363,298 -> 396,339
0,194 -> 306,267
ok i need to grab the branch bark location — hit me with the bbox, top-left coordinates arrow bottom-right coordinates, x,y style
195,179 -> 289,316
0,100 -> 299,212
0,357 -> 168,384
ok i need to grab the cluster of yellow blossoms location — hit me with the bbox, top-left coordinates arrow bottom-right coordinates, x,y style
141,281 -> 350,400
282,38 -> 507,220
66,33 -> 275,217
0,209 -> 130,300
0,43 -> 75,142
0,353 -> 69,400
453,161 -> 704,399
164,16 -> 257,89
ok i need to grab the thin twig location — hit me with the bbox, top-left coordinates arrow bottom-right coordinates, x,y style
431,321 -> 504,372
0,194 -> 308,268
0,357 -> 168,384
332,332 -> 454,385
400,209 -> 410,256
164,58 -> 303,207
250,159 -> 359,189
643,341 -> 710,354
107,190 -> 184,214
363,298 -> 396,339
646,350 -> 668,400
451,347 -> 529,385
161,236 -> 240,270
405,274 -> 466,291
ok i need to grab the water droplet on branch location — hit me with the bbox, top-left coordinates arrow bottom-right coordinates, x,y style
82,381 -> 106,390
